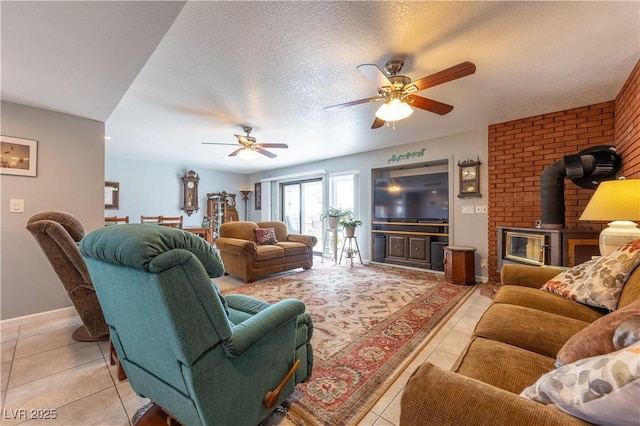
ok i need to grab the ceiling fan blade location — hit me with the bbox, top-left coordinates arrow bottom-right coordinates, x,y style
324,96 -> 384,110
406,95 -> 454,115
228,148 -> 243,157
257,148 -> 277,158
202,142 -> 239,146
259,143 -> 288,149
371,117 -> 385,129
407,61 -> 476,92
357,64 -> 392,87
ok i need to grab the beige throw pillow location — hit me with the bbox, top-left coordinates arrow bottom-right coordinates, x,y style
541,239 -> 640,311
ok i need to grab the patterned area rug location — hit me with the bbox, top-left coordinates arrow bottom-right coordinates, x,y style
222,263 -> 475,426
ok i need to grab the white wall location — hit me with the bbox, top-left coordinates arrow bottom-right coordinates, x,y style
248,129 -> 490,279
1,101 -> 105,320
105,156 -> 249,227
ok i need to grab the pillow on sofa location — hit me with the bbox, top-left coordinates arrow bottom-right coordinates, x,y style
255,228 -> 278,245
556,300 -> 640,367
541,239 -> 640,311
521,341 -> 640,425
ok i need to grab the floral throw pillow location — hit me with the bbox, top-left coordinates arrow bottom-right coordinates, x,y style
254,227 -> 278,245
520,341 -> 640,425
541,239 -> 640,311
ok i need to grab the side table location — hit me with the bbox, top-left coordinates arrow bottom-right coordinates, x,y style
444,246 -> 476,285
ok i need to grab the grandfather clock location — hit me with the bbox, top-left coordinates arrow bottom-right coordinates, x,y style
181,170 -> 199,216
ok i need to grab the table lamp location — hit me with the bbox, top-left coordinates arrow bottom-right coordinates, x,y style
579,178 -> 640,256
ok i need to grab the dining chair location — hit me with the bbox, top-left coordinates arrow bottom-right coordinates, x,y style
140,215 -> 161,225
159,215 -> 184,229
104,216 -> 129,226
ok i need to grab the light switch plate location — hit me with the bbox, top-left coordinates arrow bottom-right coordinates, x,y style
10,199 -> 24,213
462,206 -> 474,214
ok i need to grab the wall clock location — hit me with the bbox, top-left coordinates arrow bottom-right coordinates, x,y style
457,158 -> 481,198
181,170 -> 200,216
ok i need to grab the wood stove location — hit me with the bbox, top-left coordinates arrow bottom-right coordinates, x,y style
497,226 -> 599,271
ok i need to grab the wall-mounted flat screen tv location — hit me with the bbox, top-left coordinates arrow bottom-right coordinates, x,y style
374,172 -> 449,222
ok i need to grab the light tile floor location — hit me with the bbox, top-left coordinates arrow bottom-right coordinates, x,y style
0,268 -> 492,426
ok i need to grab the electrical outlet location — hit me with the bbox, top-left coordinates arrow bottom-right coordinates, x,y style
475,205 -> 482,213
462,206 -> 474,214
480,205 -> 488,214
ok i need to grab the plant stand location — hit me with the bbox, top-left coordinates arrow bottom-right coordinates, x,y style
321,227 -> 339,265
339,236 -> 363,267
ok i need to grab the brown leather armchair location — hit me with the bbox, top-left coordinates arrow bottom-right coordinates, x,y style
26,211 -> 109,341
216,221 -> 317,283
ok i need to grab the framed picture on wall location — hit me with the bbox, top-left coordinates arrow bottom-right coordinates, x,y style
105,181 -> 120,210
255,182 -> 262,210
1,135 -> 38,177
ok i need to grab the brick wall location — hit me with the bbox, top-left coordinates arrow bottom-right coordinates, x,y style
488,59 -> 640,282
487,102 -> 615,282
615,59 -> 640,177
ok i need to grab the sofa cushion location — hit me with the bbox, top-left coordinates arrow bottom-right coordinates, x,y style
455,337 -> 556,394
275,241 -> 309,256
494,285 -> 606,323
255,227 -> 278,245
521,341 -> 640,426
541,239 -> 640,311
255,245 -> 284,261
474,303 -> 590,358
556,300 -> 640,367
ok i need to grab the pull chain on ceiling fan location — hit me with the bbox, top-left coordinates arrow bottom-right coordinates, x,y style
324,60 -> 476,129
202,126 -> 289,159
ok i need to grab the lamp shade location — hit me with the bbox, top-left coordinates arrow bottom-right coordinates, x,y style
579,179 -> 640,221
579,179 -> 640,255
375,98 -> 414,122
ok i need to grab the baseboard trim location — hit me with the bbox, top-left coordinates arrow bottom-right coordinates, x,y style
0,306 -> 77,329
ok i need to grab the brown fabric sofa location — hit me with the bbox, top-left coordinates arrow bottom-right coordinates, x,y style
400,262 -> 640,426
216,221 -> 317,283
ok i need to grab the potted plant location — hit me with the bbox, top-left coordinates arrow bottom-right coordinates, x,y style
344,247 -> 359,258
320,207 -> 347,229
339,209 -> 362,238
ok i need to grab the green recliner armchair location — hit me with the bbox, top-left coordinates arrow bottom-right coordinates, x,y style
79,224 -> 313,426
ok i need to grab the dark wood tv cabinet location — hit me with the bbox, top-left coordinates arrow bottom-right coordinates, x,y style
371,222 -> 449,270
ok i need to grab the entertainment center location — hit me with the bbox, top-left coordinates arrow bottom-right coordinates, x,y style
371,161 -> 450,272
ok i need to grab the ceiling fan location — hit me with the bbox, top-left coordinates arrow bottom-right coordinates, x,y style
202,126 -> 288,159
324,60 -> 476,129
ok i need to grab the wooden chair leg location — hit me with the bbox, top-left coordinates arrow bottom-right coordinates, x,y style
110,340 -> 128,381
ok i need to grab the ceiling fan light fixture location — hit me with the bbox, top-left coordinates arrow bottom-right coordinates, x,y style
375,98 -> 414,122
237,147 -> 258,160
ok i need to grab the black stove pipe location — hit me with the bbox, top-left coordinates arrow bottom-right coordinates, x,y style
540,155 -> 596,229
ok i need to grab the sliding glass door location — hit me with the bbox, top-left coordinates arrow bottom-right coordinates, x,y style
281,179 -> 323,250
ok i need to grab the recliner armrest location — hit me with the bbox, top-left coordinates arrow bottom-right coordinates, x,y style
287,234 -> 318,247
223,299 -> 306,357
401,363 -> 590,426
500,264 -> 562,288
216,237 -> 258,255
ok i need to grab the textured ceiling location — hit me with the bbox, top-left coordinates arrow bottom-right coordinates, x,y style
2,1 -> 639,174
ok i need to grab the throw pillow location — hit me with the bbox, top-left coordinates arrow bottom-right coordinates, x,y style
255,227 -> 278,245
541,239 -> 640,311
556,300 -> 640,367
613,317 -> 640,350
521,341 -> 640,425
